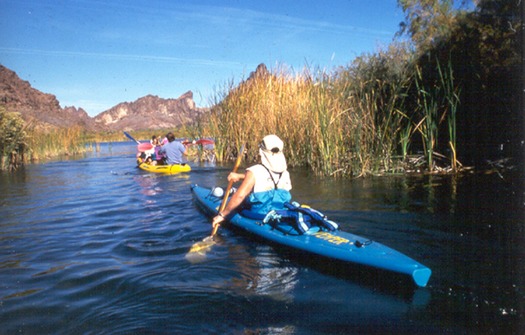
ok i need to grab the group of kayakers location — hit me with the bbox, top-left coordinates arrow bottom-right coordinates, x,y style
137,132 -> 189,166
137,132 -> 293,234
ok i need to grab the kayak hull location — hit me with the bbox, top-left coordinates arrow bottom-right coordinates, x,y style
191,184 -> 431,287
138,162 -> 191,174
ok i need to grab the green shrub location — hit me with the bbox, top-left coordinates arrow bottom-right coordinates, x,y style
0,108 -> 28,171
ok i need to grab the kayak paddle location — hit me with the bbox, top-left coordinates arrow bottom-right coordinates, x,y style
124,131 -> 155,153
182,139 -> 215,146
123,131 -> 140,144
212,143 -> 244,236
185,144 -> 244,263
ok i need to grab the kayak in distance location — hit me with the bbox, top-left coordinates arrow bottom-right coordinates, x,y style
190,184 -> 432,287
137,159 -> 191,174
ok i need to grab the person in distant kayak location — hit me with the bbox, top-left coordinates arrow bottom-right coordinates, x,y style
157,132 -> 188,165
151,134 -> 166,164
150,135 -> 160,146
212,134 -> 292,231
145,135 -> 159,163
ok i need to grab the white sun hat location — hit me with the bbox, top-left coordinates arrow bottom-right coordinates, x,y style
259,134 -> 287,173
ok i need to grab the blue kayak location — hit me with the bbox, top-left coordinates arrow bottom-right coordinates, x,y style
190,184 -> 432,287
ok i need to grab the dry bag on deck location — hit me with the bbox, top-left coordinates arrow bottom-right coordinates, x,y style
262,202 -> 339,234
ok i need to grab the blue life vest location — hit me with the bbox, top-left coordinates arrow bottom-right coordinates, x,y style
241,164 -> 291,217
246,188 -> 292,216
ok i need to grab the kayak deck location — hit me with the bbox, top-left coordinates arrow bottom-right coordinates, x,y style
190,184 -> 432,287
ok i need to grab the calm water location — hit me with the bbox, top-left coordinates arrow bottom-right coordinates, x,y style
0,142 -> 523,334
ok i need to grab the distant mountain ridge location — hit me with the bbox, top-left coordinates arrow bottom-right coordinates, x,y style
94,91 -> 207,131
0,64 -> 208,132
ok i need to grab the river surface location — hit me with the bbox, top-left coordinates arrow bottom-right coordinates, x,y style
0,142 -> 523,334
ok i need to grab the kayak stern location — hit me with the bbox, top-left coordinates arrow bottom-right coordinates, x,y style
412,267 -> 432,287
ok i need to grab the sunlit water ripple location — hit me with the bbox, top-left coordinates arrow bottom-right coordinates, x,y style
0,142 -> 523,334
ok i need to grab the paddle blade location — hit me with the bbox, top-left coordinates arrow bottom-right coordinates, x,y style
124,131 -> 140,144
137,143 -> 153,152
185,236 -> 216,263
196,139 -> 215,145
182,139 -> 215,146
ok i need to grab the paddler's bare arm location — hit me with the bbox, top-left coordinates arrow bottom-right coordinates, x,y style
212,170 -> 255,228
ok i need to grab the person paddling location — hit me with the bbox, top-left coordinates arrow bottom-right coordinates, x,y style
157,132 -> 188,165
212,134 -> 292,231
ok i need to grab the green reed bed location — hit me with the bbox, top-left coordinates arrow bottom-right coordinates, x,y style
331,53 -> 416,177
27,126 -> 87,161
199,63 -> 409,177
200,51 -> 460,177
1,109 -> 89,170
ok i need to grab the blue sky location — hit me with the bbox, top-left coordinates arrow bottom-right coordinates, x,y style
0,0 -> 404,117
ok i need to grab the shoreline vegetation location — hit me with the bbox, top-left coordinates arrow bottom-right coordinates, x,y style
198,58 -> 464,178
1,0 -> 521,178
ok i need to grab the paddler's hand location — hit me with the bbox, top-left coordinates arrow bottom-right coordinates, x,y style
212,213 -> 225,230
227,172 -> 245,183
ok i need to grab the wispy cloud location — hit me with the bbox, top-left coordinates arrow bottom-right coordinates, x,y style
88,4 -> 394,50
0,47 -> 242,68
193,5 -> 394,39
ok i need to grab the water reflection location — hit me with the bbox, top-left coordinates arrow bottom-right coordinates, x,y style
0,146 -> 523,334
226,242 -> 299,302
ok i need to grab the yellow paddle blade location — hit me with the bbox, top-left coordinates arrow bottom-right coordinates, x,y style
184,236 -> 215,264
188,237 -> 215,253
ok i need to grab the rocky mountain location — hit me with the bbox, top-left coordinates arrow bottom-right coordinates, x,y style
0,65 -> 95,131
94,92 -> 207,131
0,64 -> 207,132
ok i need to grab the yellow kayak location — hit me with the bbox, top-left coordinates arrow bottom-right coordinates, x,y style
137,162 -> 191,174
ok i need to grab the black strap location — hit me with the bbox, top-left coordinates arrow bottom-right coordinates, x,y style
259,164 -> 282,189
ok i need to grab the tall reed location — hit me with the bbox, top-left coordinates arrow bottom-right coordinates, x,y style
437,59 -> 461,170
414,65 -> 440,171
411,58 -> 461,172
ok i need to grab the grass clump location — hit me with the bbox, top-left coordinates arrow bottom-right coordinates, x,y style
1,107 -> 94,170
27,126 -> 87,161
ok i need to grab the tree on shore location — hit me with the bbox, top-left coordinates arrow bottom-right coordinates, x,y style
0,109 -> 28,171
397,0 -> 521,166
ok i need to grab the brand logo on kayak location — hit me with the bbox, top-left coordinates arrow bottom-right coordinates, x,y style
314,232 -> 350,245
